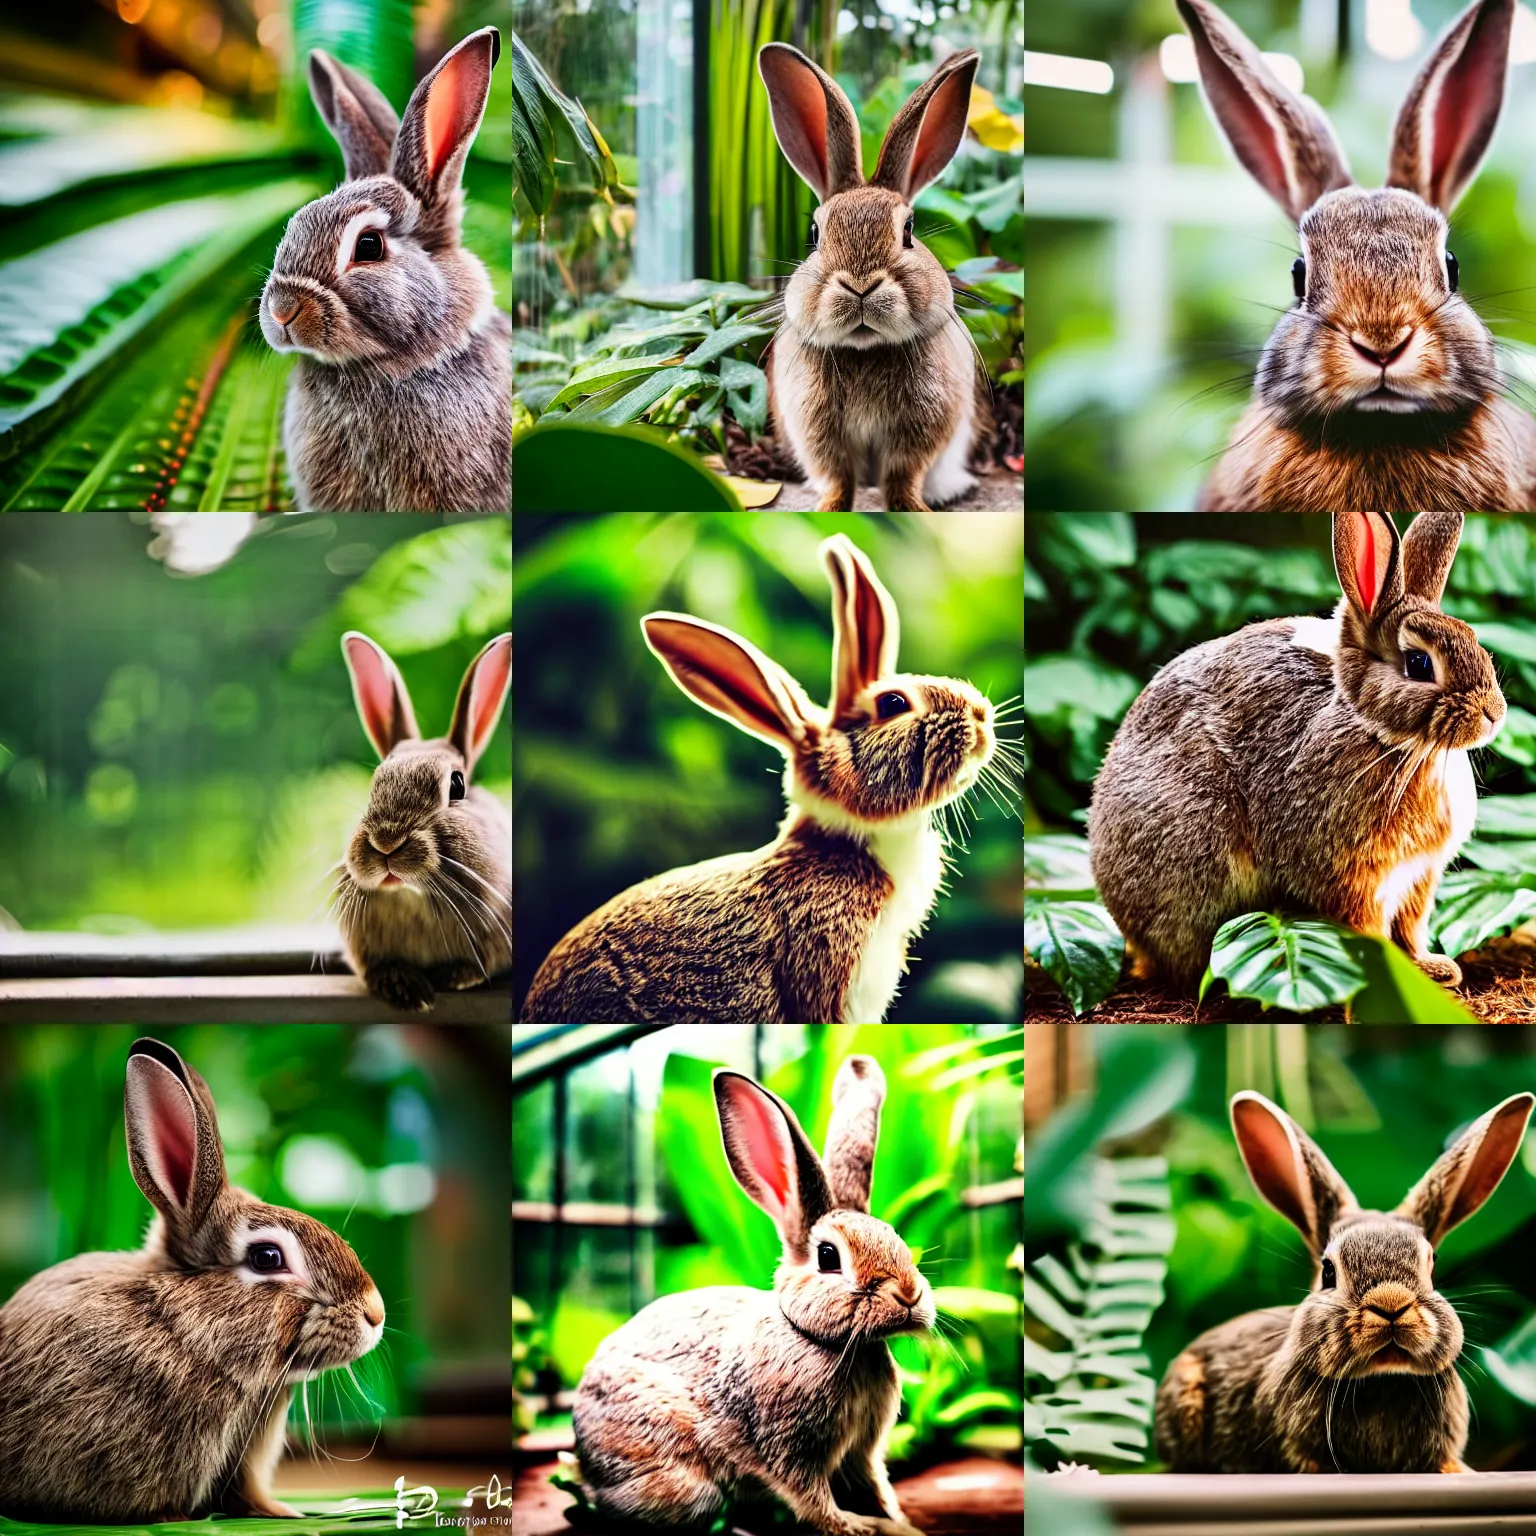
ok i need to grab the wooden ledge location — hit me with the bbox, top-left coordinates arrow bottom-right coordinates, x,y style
0,974 -> 510,1024
1040,1469 -> 1536,1535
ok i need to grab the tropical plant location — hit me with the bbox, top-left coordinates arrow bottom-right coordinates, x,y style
511,30 -> 621,218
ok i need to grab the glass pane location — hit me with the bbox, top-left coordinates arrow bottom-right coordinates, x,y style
565,1053 -> 632,1204
513,1077 -> 554,1202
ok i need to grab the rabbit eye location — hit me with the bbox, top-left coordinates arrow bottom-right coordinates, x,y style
1291,257 -> 1306,301
817,1242 -> 840,1273
449,770 -> 466,802
354,230 -> 384,263
876,691 -> 911,720
247,1242 -> 287,1274
1446,250 -> 1459,292
1320,1257 -> 1337,1290
809,217 -> 820,250
902,214 -> 914,250
1405,650 -> 1435,683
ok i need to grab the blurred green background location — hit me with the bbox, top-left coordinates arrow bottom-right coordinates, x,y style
513,1022 -> 1023,1470
1026,1024 -> 1536,1472
1026,0 -> 1536,510
0,513 -> 510,933
0,1022 -> 509,1442
513,511 -> 1023,1023
513,0 -> 1021,488
0,0 -> 510,511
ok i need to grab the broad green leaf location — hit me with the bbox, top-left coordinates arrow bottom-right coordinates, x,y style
1201,912 -> 1365,1014
1025,897 -> 1123,1016
511,30 -> 619,214
1431,869 -> 1536,957
1025,653 -> 1140,725
1471,794 -> 1536,837
598,367 -> 712,426
549,356 -> 681,409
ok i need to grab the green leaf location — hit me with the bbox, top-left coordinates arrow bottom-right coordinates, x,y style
511,30 -> 619,214
598,368 -> 712,427
1470,794 -> 1536,837
1431,869 -> 1536,957
1025,897 -> 1123,1016
684,323 -> 774,367
1201,912 -> 1365,1013
1026,833 -> 1097,899
1024,654 -> 1140,724
1344,934 -> 1479,1023
1486,1310 -> 1536,1404
549,357 -> 682,409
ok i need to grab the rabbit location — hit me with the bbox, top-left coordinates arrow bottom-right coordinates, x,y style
1177,0 -> 1536,511
574,1055 -> 933,1535
757,44 -> 993,512
520,533 -> 996,1024
259,27 -> 511,513
1157,1088 -> 1535,1473
1088,509 -> 1504,994
0,1038 -> 385,1522
336,629 -> 511,1012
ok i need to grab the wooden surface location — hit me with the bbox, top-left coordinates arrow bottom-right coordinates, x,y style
512,1457 -> 1023,1536
0,973 -> 511,1024
1043,1468 -> 1536,1535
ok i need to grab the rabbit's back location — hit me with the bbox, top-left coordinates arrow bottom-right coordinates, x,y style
0,1255 -> 259,1519
522,834 -> 889,1024
286,311 -> 511,513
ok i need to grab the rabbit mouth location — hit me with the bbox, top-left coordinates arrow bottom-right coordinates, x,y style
1362,1342 -> 1422,1373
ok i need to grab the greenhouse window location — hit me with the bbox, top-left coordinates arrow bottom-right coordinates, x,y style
0,928 -> 511,1024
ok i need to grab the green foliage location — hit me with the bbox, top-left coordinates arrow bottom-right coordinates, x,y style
516,283 -> 773,453
1025,898 -> 1124,1016
512,31 -> 621,217
0,516 -> 508,932
1201,913 -> 1365,1014
1025,1157 -> 1174,1467
0,1499 -> 467,1534
514,513 -> 1022,1022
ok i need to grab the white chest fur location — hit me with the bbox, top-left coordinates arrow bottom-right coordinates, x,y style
844,817 -> 947,1023
1375,749 -> 1476,929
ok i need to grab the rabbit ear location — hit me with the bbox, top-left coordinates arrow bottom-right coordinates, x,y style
1387,0 -> 1514,212
392,27 -> 500,244
758,43 -> 864,199
1231,1091 -> 1357,1255
1333,511 -> 1404,621
823,1056 -> 885,1213
714,1071 -> 833,1259
1400,510 -> 1465,606
823,534 -> 900,718
870,49 -> 979,198
1176,0 -> 1352,222
343,632 -> 420,760
1397,1093 -> 1534,1246
643,613 -> 821,754
448,633 -> 511,776
125,1040 -> 228,1233
309,50 -> 401,180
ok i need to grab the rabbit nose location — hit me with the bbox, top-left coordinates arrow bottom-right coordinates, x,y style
269,295 -> 303,327
971,703 -> 988,723
1350,329 -> 1412,369
370,832 -> 406,856
839,277 -> 883,300
893,1282 -> 920,1308
1367,1300 -> 1412,1322
362,1286 -> 385,1328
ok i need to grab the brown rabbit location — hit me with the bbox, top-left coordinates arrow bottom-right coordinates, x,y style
1178,0 -> 1536,511
521,534 -> 996,1023
1157,1089 -> 1534,1473
0,1039 -> 385,1521
758,44 -> 992,511
259,28 -> 511,512
335,630 -> 512,1012
575,1055 -> 933,1534
1089,510 -> 1504,992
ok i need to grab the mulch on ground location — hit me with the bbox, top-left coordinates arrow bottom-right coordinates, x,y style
1026,934 -> 1536,1024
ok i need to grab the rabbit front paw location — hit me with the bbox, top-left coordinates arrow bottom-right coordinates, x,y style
367,962 -> 436,1012
438,961 -> 491,992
